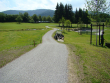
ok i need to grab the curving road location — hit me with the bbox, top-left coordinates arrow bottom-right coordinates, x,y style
0,28 -> 68,83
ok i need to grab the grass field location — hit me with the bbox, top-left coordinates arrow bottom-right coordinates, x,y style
1,22 -> 110,83
60,24 -> 110,83
0,22 -> 57,68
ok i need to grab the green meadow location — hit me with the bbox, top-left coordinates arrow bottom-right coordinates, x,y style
0,22 -> 57,68
0,22 -> 110,83
60,24 -> 110,83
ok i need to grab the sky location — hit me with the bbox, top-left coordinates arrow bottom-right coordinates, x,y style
0,0 -> 87,12
0,0 -> 109,12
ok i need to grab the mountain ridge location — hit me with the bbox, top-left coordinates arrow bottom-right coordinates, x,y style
1,9 -> 55,17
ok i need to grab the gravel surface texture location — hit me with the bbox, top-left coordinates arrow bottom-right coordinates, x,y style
0,28 -> 68,83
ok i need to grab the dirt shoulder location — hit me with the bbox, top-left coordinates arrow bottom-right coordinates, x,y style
66,44 -> 83,83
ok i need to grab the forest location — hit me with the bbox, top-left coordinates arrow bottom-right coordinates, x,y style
0,2 -> 110,24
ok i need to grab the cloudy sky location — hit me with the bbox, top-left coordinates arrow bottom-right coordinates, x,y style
0,0 -> 109,12
0,0 -> 87,12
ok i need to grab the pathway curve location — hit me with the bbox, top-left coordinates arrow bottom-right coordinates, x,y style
0,28 -> 68,83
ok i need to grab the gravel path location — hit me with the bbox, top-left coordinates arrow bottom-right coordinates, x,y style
0,28 -> 68,83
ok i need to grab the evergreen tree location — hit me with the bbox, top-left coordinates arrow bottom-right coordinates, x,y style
68,4 -> 74,26
59,3 -> 65,21
0,13 -> 6,22
82,9 -> 86,24
54,3 -> 74,24
75,8 -> 79,23
64,4 -> 68,20
85,9 -> 91,27
79,8 -> 83,21
54,3 -> 60,23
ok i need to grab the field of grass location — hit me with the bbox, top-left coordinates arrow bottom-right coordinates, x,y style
60,25 -> 110,83
1,22 -> 110,83
0,22 -> 57,68
0,22 -> 57,30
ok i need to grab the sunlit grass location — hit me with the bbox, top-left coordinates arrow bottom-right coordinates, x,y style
0,22 -> 57,30
0,22 -> 54,68
62,25 -> 110,83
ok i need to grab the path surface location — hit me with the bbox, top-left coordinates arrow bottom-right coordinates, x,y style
0,28 -> 68,83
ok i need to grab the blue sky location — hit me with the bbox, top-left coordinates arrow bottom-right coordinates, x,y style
0,0 -> 86,12
0,0 -> 109,12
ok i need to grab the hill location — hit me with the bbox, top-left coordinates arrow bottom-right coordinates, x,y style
1,9 -> 55,17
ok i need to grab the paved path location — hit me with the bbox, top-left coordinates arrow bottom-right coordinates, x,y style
0,28 -> 68,83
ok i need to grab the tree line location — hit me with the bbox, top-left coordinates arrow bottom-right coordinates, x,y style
0,12 -> 53,23
54,2 -> 110,26
54,2 -> 91,25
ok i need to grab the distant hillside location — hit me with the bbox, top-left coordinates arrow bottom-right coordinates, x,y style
39,10 -> 54,17
1,9 -> 55,17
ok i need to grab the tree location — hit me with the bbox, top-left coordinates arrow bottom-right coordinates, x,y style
42,16 -> 47,21
54,3 -> 59,23
23,12 -> 29,22
29,18 -> 34,23
85,0 -> 110,23
79,8 -> 83,21
39,15 -> 42,21
58,19 -> 62,27
19,12 -> 23,20
54,3 -> 74,23
65,20 -> 71,31
85,0 -> 110,45
105,20 -> 108,26
32,14 -> 38,22
47,16 -> 52,22
59,3 -> 65,21
75,8 -> 79,23
68,4 -> 74,27
64,4 -> 68,19
61,17 -> 65,27
16,15 -> 23,24
78,17 -> 83,35
0,13 -> 6,22
85,9 -> 91,27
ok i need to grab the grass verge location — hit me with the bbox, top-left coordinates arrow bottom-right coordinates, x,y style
60,26 -> 110,83
0,22 -> 53,68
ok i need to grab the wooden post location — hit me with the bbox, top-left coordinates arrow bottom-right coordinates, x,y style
90,24 -> 92,44
103,23 -> 104,46
33,40 -> 35,47
96,24 -> 98,46
103,23 -> 104,32
99,24 -> 100,45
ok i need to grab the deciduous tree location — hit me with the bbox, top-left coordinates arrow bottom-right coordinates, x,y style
32,14 -> 38,22
23,12 -> 29,22
16,15 -> 23,24
85,0 -> 110,23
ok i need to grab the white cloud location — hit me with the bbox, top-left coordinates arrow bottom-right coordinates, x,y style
0,0 -> 90,12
